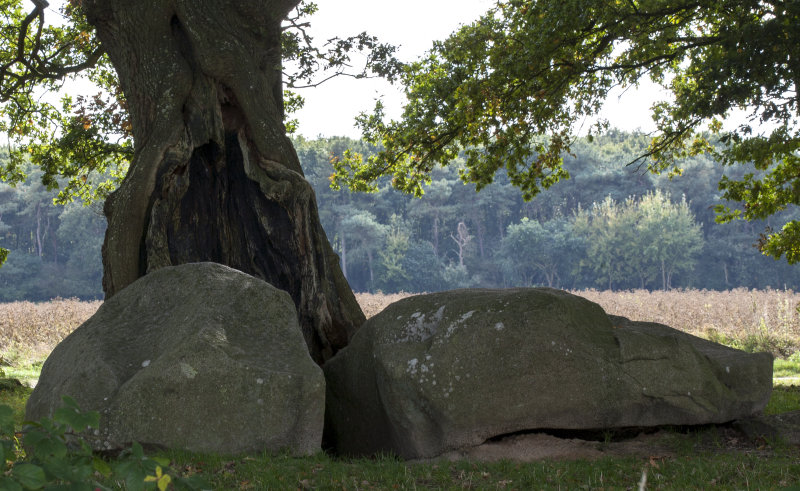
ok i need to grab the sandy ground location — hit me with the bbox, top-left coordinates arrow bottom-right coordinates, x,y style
422,411 -> 800,462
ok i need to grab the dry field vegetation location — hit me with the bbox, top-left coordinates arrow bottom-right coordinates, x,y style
0,299 -> 102,361
357,288 -> 800,357
0,289 -> 798,365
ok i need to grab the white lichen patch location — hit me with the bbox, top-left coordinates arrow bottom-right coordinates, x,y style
141,360 -> 151,368
256,378 -> 264,384
201,326 -> 229,347
180,362 -> 197,379
444,309 -> 477,337
494,322 -> 505,331
398,306 -> 446,342
406,356 -> 439,386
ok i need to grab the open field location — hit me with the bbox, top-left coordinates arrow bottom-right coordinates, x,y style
0,289 -> 798,380
0,298 -> 102,360
357,288 -> 800,355
3,289 -> 799,355
359,289 -> 800,387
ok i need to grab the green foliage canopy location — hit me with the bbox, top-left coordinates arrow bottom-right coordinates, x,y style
0,1 -> 400,205
0,0 -> 401,267
500,216 -> 580,287
573,191 -> 704,290
337,0 -> 800,262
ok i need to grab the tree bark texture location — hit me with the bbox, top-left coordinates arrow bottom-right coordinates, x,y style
83,0 -> 365,364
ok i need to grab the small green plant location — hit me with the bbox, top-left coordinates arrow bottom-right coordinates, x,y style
774,353 -> 800,380
704,327 -> 797,358
0,396 -> 210,490
734,328 -> 796,358
765,385 -> 800,415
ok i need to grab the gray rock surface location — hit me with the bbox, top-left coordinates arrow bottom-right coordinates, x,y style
324,288 -> 773,459
27,262 -> 324,456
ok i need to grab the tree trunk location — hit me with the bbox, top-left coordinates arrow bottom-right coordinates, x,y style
432,214 -> 440,257
35,204 -> 43,257
52,225 -> 57,265
84,0 -> 365,364
367,249 -> 374,292
340,231 -> 348,281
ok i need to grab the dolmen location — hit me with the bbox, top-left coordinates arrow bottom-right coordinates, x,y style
27,272 -> 773,460
26,262 -> 324,455
324,288 -> 773,459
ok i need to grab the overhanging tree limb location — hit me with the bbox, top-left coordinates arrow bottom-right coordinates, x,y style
341,0 -> 800,263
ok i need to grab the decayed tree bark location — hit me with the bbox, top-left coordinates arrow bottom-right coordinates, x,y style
82,0 -> 365,364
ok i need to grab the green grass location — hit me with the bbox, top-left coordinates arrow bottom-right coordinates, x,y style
147,447 -> 800,490
3,356 -> 800,489
766,385 -> 800,415
775,352 -> 800,387
3,363 -> 43,388
0,383 -> 32,427
136,387 -> 800,489
1,348 -> 46,388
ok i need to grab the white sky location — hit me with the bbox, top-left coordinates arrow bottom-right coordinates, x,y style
39,0 -> 687,140
291,0 -> 668,139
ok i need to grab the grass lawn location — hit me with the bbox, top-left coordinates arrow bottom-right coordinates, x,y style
153,448 -> 800,490
775,353 -> 800,386
0,375 -> 798,489
154,386 -> 800,490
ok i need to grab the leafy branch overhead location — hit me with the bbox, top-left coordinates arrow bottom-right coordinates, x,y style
337,0 -> 799,262
0,0 -> 402,203
0,0 -> 123,203
282,2 -> 403,90
0,0 -> 103,103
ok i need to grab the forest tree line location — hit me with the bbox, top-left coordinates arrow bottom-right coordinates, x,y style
0,130 -> 798,301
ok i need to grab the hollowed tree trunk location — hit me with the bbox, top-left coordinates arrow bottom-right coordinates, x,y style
83,0 -> 365,364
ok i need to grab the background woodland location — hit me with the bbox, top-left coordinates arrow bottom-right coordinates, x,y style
1,129 -> 799,301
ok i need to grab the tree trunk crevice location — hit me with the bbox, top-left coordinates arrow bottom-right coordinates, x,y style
88,0 -> 364,364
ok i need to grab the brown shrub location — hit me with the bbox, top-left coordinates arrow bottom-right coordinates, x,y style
3,288 -> 798,360
0,299 -> 101,360
575,288 -> 800,356
354,292 -> 416,319
355,289 -> 800,356
575,288 -> 800,338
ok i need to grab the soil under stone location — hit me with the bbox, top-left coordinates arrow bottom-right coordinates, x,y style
421,410 -> 800,462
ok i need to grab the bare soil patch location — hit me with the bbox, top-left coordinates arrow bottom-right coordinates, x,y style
428,411 -> 800,463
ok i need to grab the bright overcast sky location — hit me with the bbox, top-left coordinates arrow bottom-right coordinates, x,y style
291,0 -> 668,139
43,0 -> 669,140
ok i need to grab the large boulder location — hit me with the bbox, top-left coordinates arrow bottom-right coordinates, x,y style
324,288 -> 773,459
26,262 -> 324,456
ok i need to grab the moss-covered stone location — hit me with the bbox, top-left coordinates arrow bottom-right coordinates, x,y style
27,262 -> 324,456
324,288 -> 773,459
